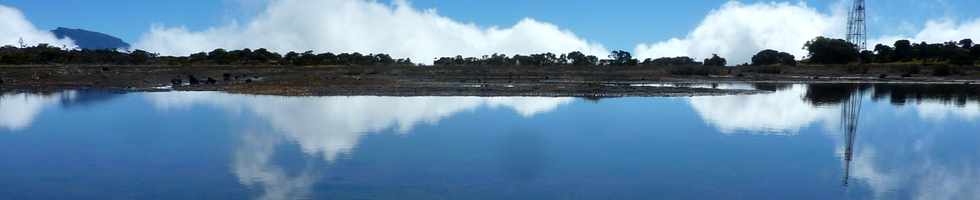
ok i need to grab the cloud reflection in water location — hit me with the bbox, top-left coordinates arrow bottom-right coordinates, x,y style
0,92 -> 75,131
688,84 -> 980,200
145,92 -> 573,200
688,85 -> 838,134
145,92 -> 574,162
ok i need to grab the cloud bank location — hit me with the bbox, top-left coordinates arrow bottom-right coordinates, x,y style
133,0 -> 608,64
0,5 -> 75,48
635,1 -> 980,64
872,18 -> 980,47
635,1 -> 845,64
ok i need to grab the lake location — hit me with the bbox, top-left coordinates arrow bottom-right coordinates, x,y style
1,84 -> 978,200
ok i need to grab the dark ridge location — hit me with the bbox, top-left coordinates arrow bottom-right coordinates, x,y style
51,27 -> 130,50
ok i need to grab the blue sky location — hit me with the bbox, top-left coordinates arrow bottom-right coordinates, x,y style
4,0 -> 978,50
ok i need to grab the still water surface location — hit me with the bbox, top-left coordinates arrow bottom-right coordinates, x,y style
0,84 -> 978,199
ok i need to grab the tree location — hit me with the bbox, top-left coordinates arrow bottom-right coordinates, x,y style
208,48 -> 233,64
566,51 -> 597,66
703,54 -> 727,66
803,37 -> 859,64
642,57 -> 700,66
873,44 -> 895,63
129,49 -> 155,65
959,39 -> 974,49
972,45 -> 980,61
606,50 -> 638,66
229,48 -> 252,64
189,52 -> 208,63
860,50 -> 874,63
949,48 -> 973,65
751,49 -> 796,66
0,45 -> 28,64
433,57 -> 455,66
282,51 -> 300,65
373,54 -> 395,65
912,42 -> 946,62
894,40 -> 913,61
252,48 -> 281,64
297,51 -> 319,65
0,46 -> 416,66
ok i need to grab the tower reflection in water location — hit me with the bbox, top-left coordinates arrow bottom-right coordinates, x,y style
840,85 -> 862,187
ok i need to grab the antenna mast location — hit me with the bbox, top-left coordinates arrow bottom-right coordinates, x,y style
846,0 -> 867,50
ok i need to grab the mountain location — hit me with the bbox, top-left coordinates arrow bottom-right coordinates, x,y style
51,27 -> 130,50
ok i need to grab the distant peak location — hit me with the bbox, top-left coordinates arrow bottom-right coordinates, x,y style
51,27 -> 130,50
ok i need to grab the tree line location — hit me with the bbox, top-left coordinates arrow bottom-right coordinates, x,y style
2,36 -> 978,67
0,43 -> 727,67
0,45 -> 412,66
433,51 -> 728,67
803,37 -> 980,65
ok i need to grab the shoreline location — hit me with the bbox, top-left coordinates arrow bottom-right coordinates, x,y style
1,65 -> 977,97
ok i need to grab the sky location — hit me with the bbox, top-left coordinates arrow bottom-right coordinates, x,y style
2,0 -> 979,64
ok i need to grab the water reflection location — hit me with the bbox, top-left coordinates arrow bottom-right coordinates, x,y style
1,84 -> 978,199
872,84 -> 980,121
498,129 -> 547,181
688,85 -> 838,134
234,130 -> 318,200
0,92 -> 74,131
691,83 -> 980,200
144,93 -> 574,199
840,86 -> 863,187
58,91 -> 125,109
145,92 -> 574,162
690,83 -> 980,133
848,123 -> 980,200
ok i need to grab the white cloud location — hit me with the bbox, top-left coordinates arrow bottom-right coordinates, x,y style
0,5 -> 75,48
634,1 -> 980,64
635,1 -> 846,64
871,18 -> 980,46
133,0 -> 608,64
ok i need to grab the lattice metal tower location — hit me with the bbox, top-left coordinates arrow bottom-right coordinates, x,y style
846,0 -> 868,50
